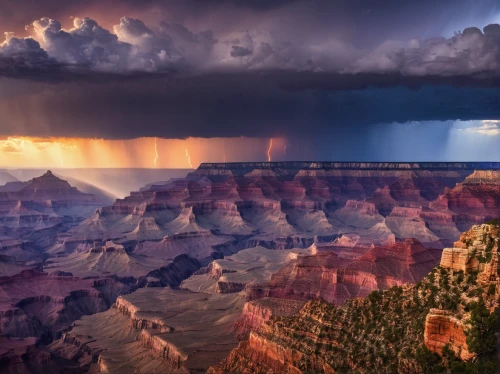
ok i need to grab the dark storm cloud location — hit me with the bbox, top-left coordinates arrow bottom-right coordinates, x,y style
2,72 -> 500,140
1,0 -> 500,78
230,46 -> 252,57
5,15 -> 500,77
2,0 -> 500,142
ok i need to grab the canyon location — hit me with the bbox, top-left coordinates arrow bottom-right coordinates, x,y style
212,223 -> 500,373
0,162 -> 499,372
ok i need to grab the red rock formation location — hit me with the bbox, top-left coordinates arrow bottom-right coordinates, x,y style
424,309 -> 473,360
247,239 -> 441,305
233,298 -> 306,339
0,270 -> 127,341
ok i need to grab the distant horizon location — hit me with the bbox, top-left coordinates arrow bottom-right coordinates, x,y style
5,160 -> 500,170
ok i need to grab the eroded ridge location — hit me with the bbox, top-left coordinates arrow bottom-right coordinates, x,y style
211,223 -> 500,373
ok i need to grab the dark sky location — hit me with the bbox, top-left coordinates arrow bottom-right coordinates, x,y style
1,0 -> 500,160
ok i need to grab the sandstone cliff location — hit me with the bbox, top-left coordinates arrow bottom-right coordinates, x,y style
212,223 -> 500,373
247,238 -> 442,305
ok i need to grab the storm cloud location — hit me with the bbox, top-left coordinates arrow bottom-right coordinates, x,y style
1,72 -> 500,140
2,0 -> 500,77
2,0 -> 500,147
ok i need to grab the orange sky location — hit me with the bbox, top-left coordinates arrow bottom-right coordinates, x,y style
0,136 -> 288,169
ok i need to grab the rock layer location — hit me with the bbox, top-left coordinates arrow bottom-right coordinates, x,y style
247,239 -> 442,305
212,223 -> 500,373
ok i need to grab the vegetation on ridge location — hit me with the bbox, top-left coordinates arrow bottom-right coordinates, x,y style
220,223 -> 499,374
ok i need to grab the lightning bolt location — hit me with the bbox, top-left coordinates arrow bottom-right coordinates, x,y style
284,144 -> 287,155
267,138 -> 273,162
185,148 -> 193,168
153,138 -> 159,167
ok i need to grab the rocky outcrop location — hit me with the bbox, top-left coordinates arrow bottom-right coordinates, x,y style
439,247 -> 479,272
233,298 -> 306,339
424,309 -> 473,360
0,171 -> 104,266
145,254 -> 201,287
423,223 -> 500,360
115,297 -> 174,333
53,287 -> 244,373
213,223 -> 500,373
0,335 -> 60,373
215,281 -> 246,293
136,329 -> 187,371
247,239 -> 441,305
0,270 -> 127,344
3,163 -> 500,372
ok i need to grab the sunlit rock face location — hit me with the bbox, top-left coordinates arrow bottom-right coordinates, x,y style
48,161 -> 500,297
76,162 -> 500,248
246,238 -> 442,305
212,223 -> 500,374
49,246 -> 305,373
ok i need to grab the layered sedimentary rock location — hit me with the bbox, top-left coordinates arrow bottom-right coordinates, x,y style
0,335 -> 61,373
3,163 -> 500,372
40,162 -> 500,291
212,223 -> 500,373
0,171 -> 103,268
53,287 -> 244,373
68,162 -> 500,253
247,239 -> 442,305
50,246 -> 303,373
423,309 -> 473,361
180,246 -> 308,294
423,223 -> 500,360
0,270 -> 129,342
233,298 -> 306,339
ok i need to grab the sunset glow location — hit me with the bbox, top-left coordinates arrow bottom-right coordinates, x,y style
0,136 -> 288,169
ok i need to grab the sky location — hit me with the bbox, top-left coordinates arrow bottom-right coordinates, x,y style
1,0 -> 500,167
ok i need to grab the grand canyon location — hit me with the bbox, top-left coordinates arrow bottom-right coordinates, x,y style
0,162 -> 498,373
3,2 -> 500,371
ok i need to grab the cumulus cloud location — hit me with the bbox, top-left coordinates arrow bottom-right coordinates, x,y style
3,13 -> 500,78
32,17 -> 130,72
20,16 -> 219,73
0,32 -> 58,74
158,22 -> 216,68
346,25 -> 500,76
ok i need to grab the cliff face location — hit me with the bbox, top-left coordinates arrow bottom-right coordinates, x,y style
40,162 -> 500,297
213,223 -> 500,374
68,163 -> 500,251
0,270 -> 129,345
52,287 -> 244,373
422,223 -> 500,361
424,309 -> 473,361
247,239 -> 442,305
233,298 -> 306,339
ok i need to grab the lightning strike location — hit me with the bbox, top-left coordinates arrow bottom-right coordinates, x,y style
267,138 -> 273,162
185,148 -> 193,168
153,138 -> 159,167
284,144 -> 287,155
